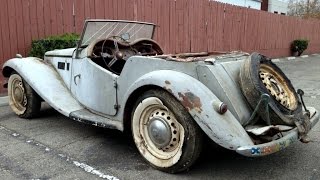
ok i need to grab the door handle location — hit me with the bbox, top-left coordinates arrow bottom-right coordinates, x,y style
74,74 -> 81,85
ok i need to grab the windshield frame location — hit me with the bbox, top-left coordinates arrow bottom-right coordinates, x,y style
77,19 -> 156,50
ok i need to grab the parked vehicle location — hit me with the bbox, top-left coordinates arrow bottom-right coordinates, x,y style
2,20 -> 319,173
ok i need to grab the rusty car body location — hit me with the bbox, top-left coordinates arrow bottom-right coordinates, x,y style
2,20 -> 319,173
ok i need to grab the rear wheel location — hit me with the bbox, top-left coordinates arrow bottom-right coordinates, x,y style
8,73 -> 41,118
131,90 -> 203,173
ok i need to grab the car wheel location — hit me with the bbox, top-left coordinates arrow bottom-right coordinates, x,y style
131,89 -> 203,173
240,53 -> 302,125
8,73 -> 41,118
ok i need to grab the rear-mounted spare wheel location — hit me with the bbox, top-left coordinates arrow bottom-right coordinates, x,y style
240,53 -> 302,125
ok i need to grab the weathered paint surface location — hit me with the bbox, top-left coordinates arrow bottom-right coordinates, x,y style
2,58 -> 84,117
178,92 -> 203,113
237,109 -> 319,157
45,48 -> 76,57
196,61 -> 253,125
251,136 -> 296,155
69,57 -> 118,116
163,80 -> 173,94
121,68 -> 254,150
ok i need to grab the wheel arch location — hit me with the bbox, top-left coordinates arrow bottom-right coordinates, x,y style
2,66 -> 15,88
121,70 -> 254,150
123,85 -> 168,134
2,66 -> 14,77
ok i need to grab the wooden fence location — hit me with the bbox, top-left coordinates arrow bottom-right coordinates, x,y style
1,0 -> 320,93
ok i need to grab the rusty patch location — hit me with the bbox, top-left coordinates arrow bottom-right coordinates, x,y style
178,92 -> 203,113
163,80 -> 173,94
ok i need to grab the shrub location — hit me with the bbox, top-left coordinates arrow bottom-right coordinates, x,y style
29,33 -> 79,58
291,39 -> 309,56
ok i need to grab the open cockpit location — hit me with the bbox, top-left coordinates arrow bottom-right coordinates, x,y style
87,37 -> 163,75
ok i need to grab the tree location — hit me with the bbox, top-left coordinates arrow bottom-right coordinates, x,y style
288,0 -> 320,19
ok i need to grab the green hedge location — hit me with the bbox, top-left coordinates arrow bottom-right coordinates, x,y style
29,33 -> 79,58
291,39 -> 309,56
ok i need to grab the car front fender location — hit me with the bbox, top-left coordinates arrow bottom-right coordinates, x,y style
2,57 -> 83,116
124,70 -> 254,150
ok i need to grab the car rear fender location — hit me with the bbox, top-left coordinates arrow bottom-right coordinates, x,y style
2,57 -> 84,116
124,70 -> 254,149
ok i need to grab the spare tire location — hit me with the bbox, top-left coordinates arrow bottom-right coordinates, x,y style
240,53 -> 302,125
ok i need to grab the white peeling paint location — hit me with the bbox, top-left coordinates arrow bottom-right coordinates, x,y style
287,57 -> 296,60
73,161 -> 119,180
271,59 -> 280,62
45,147 -> 50,152
58,154 -> 66,158
26,140 -> 33,143
301,55 -> 309,58
12,133 -> 19,137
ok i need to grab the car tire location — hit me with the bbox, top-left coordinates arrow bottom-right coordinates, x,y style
8,73 -> 41,119
240,53 -> 302,125
131,89 -> 203,173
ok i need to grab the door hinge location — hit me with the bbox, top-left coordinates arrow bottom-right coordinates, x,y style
113,81 -> 118,88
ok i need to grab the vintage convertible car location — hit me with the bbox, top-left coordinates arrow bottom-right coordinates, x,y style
2,20 -> 319,173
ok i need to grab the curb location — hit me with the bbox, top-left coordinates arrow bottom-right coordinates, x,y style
0,96 -> 9,107
272,53 -> 320,62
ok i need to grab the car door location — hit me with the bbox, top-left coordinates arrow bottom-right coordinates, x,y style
71,54 -> 118,116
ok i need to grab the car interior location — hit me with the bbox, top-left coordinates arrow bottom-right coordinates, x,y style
87,37 -> 163,75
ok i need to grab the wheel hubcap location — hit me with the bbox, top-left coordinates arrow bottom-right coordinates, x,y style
132,97 -> 185,167
146,109 -> 180,152
14,82 -> 25,103
147,117 -> 171,148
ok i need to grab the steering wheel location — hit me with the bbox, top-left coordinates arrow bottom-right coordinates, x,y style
108,39 -> 122,68
99,37 -> 124,69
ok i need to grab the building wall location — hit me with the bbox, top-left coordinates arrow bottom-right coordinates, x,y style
214,0 -> 262,9
268,0 -> 288,15
261,0 -> 269,11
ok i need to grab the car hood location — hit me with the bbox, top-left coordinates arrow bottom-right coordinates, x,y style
45,48 -> 76,57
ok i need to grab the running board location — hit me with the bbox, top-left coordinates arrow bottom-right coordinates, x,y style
69,109 -> 123,131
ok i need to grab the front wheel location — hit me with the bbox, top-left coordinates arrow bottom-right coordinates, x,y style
131,90 -> 203,173
8,73 -> 41,118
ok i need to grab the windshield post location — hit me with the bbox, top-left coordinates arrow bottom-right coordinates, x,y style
75,21 -> 89,59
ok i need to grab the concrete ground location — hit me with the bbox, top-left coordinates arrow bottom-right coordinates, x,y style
0,96 -> 8,107
0,55 -> 319,180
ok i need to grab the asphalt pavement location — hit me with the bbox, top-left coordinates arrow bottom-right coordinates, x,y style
0,55 -> 320,180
